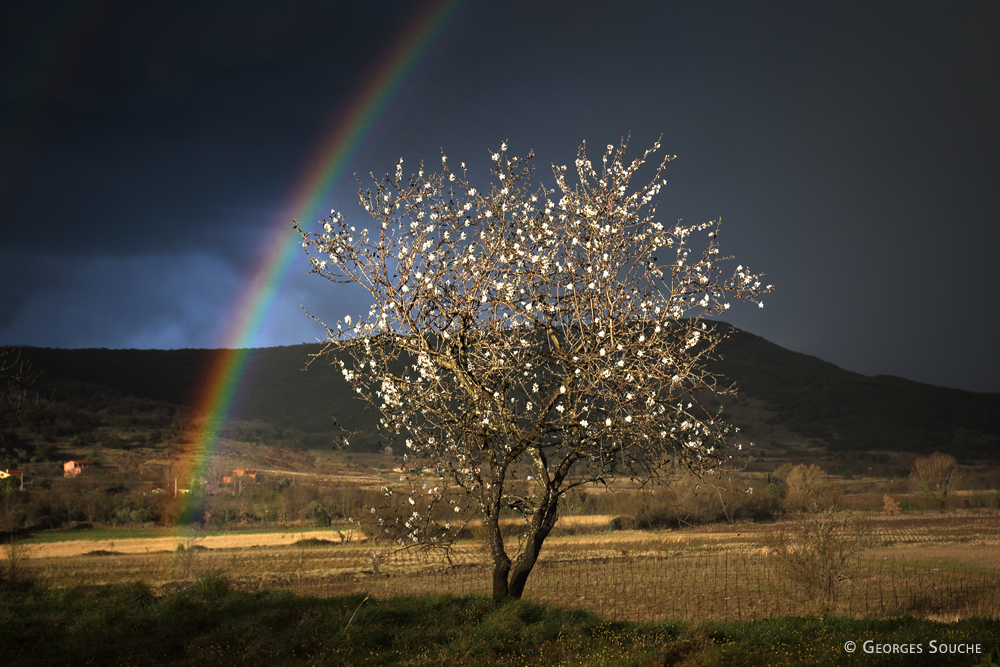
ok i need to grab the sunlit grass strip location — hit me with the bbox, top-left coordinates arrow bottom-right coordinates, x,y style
21,524 -> 352,545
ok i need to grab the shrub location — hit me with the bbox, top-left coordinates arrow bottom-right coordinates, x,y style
910,452 -> 963,506
608,515 -> 636,531
778,463 -> 841,512
768,509 -> 871,613
882,494 -> 902,516
634,469 -> 775,529
0,536 -> 34,593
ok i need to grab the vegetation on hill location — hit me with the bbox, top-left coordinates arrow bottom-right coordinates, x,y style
707,328 -> 1000,459
17,345 -> 378,450
8,324 -> 1000,465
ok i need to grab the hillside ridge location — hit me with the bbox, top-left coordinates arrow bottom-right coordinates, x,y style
13,324 -> 1000,463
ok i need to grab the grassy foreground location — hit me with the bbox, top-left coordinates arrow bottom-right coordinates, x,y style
1,576 -> 998,666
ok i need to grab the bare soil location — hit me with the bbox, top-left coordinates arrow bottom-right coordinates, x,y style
25,529 -> 367,559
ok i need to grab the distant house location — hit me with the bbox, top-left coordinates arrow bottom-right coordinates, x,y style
0,468 -> 26,489
64,460 -> 94,477
220,470 -> 256,485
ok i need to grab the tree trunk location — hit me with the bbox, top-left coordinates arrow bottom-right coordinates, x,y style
484,482 -> 512,602
507,504 -> 558,599
507,533 -> 544,599
507,493 -> 559,600
484,461 -> 561,601
492,558 -> 511,600
487,516 -> 511,601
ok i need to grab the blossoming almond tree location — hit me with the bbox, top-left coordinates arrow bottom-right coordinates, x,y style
297,139 -> 771,600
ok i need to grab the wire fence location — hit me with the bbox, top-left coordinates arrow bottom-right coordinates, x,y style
249,548 -> 1000,622
26,512 -> 1000,622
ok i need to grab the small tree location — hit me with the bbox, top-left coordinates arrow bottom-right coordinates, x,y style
882,494 -> 902,516
769,509 -> 871,614
298,139 -> 771,600
909,452 -> 962,505
0,347 -> 48,426
779,463 -> 839,513
0,536 -> 33,592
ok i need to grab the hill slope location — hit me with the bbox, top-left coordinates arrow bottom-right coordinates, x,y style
15,325 -> 1000,461
707,329 -> 1000,459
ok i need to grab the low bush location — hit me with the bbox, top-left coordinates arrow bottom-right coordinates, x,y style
634,470 -> 777,530
608,515 -> 636,531
0,537 -> 34,593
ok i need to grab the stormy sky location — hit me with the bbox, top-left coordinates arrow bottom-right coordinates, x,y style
1,1 -> 998,393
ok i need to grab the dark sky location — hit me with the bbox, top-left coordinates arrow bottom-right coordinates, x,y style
2,1 -> 998,392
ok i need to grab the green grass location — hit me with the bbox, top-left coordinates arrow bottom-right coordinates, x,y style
20,525 -> 352,544
1,577 -> 998,666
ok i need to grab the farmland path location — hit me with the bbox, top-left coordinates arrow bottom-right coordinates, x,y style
26,529 -> 366,559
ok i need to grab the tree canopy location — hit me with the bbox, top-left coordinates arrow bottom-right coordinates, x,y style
297,139 -> 771,599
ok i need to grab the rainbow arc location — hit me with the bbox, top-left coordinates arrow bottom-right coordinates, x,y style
172,0 -> 464,524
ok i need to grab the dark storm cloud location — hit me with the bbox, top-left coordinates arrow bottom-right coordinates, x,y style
2,250 -> 241,349
1,1 -> 998,391
0,0 -> 419,257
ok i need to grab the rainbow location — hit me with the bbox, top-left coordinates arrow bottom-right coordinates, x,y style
172,0 -> 465,524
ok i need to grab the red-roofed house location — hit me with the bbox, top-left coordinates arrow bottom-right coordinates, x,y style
64,460 -> 94,477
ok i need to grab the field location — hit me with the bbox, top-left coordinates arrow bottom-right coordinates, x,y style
14,510 -> 1000,623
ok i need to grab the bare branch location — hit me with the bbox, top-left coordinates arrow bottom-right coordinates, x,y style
0,347 -> 49,426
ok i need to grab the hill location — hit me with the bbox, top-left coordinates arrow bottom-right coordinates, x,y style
10,325 -> 1000,464
14,344 -> 379,451
706,329 -> 1000,461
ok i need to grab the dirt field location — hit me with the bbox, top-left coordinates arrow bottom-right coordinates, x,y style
14,511 -> 1000,622
22,514 -> 618,559
23,529 -> 368,559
